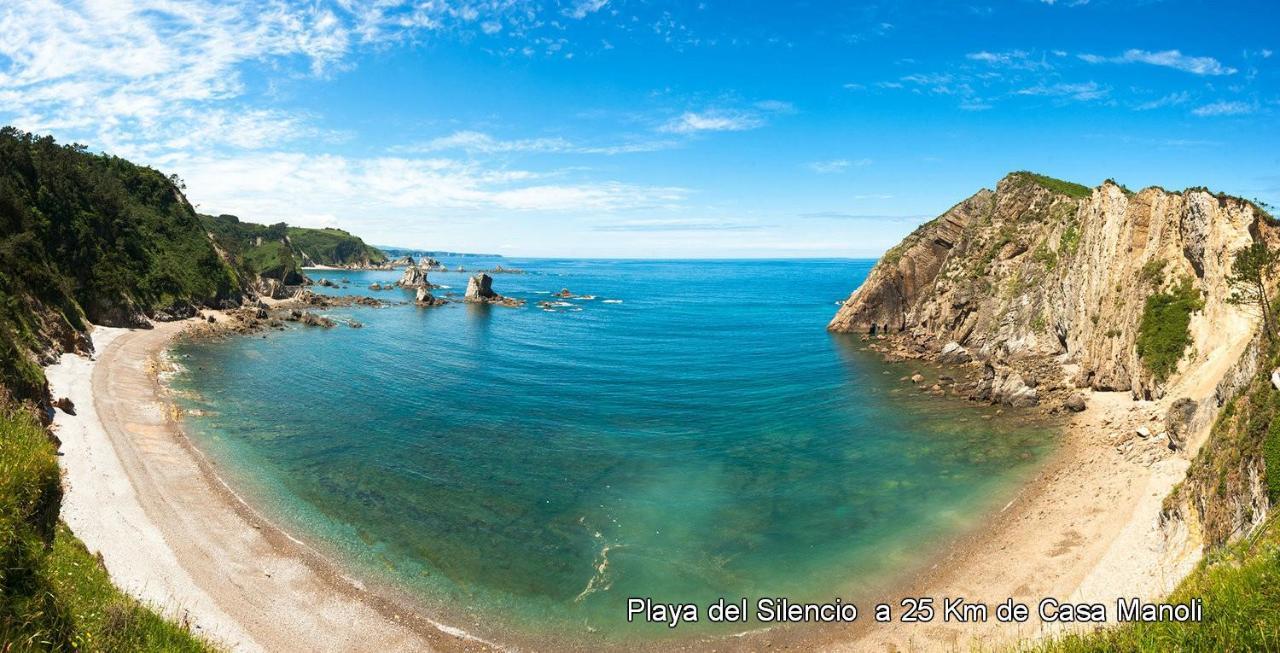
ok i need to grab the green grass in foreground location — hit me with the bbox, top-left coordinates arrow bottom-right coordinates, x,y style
1,405 -> 215,652
1030,515 -> 1280,652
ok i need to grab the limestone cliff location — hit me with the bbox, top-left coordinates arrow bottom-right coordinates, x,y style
830,172 -> 1276,401
831,171 -> 1280,555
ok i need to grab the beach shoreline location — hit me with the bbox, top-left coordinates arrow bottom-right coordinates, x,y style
46,318 -> 1222,652
48,320 -> 505,652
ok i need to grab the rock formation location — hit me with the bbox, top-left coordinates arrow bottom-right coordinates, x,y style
397,263 -> 433,289
829,172 -> 1275,402
415,287 -> 447,307
464,273 -> 524,307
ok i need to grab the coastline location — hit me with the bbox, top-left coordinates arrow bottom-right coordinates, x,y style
48,320 -> 504,652
45,317 -> 1228,653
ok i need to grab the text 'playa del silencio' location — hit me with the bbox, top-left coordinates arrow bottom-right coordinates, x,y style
627,596 -> 1204,628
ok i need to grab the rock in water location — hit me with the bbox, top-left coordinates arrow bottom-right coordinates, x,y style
398,265 -> 431,288
465,273 -> 497,301
464,273 -> 524,307
938,341 -> 971,364
415,286 -> 447,307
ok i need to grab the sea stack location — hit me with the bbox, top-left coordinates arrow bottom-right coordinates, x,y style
398,261 -> 432,288
415,286 -> 446,307
465,273 -> 497,301
465,273 -> 524,307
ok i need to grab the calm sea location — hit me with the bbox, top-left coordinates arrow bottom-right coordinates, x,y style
168,258 -> 1054,646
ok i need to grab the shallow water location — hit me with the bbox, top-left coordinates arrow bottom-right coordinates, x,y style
169,258 -> 1055,644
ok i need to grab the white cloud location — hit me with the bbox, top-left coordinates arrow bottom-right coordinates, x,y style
402,131 -> 574,154
395,130 -> 680,156
171,151 -> 688,221
1191,100 -> 1256,117
659,110 -> 764,134
1078,49 -> 1237,75
564,0 -> 610,20
1015,81 -> 1108,101
965,50 -> 1049,70
1133,91 -> 1190,111
808,159 -> 871,174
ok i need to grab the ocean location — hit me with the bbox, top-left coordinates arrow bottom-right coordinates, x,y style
167,258 -> 1055,646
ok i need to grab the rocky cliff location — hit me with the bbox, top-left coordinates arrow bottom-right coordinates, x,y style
831,170 -> 1280,553
830,172 -> 1276,401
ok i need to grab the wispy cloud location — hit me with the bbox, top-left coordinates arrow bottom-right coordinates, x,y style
592,218 -> 763,232
170,151 -> 688,221
965,50 -> 1050,70
659,109 -> 764,134
394,130 -> 681,156
564,0 -> 610,20
402,131 -> 573,154
1191,100 -> 1256,117
1015,81 -> 1108,101
798,212 -> 929,222
1078,49 -> 1237,76
1132,91 -> 1190,111
808,159 -> 871,174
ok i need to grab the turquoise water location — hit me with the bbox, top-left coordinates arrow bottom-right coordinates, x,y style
168,259 -> 1054,646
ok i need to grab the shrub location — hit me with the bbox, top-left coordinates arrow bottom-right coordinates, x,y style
1136,279 -> 1203,381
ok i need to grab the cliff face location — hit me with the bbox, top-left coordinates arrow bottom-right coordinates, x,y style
833,171 -> 1280,554
830,172 -> 1273,400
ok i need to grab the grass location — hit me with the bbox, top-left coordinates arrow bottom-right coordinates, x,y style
1266,418 -> 1280,504
1030,515 -> 1280,652
1,405 -> 215,652
1013,172 -> 1093,199
1136,278 -> 1203,382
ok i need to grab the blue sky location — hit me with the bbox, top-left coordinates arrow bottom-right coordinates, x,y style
1,0 -> 1277,257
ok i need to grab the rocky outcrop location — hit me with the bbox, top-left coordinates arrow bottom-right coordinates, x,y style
465,273 -> 496,301
415,287 -> 447,307
464,273 -> 524,307
830,172 -> 1274,400
397,263 -> 436,289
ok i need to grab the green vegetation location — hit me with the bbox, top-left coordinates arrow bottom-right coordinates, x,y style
1060,221 -> 1081,256
1136,278 -> 1204,382
0,127 -> 236,650
1032,515 -> 1280,652
1266,419 -> 1280,504
0,127 -> 240,401
1226,242 -> 1278,339
1012,171 -> 1093,199
199,214 -> 386,284
1033,243 -> 1058,271
1139,259 -> 1167,286
287,226 -> 386,267
1,406 -> 213,651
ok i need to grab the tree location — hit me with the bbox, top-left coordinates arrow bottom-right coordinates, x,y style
1227,241 -> 1279,339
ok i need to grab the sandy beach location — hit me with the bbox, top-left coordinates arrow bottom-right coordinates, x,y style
44,317 -> 1242,653
47,321 -> 504,652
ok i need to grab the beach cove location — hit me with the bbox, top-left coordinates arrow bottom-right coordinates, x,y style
41,257 -> 1186,651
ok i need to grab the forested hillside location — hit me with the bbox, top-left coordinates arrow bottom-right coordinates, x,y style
0,128 -> 241,404
201,213 -> 386,286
